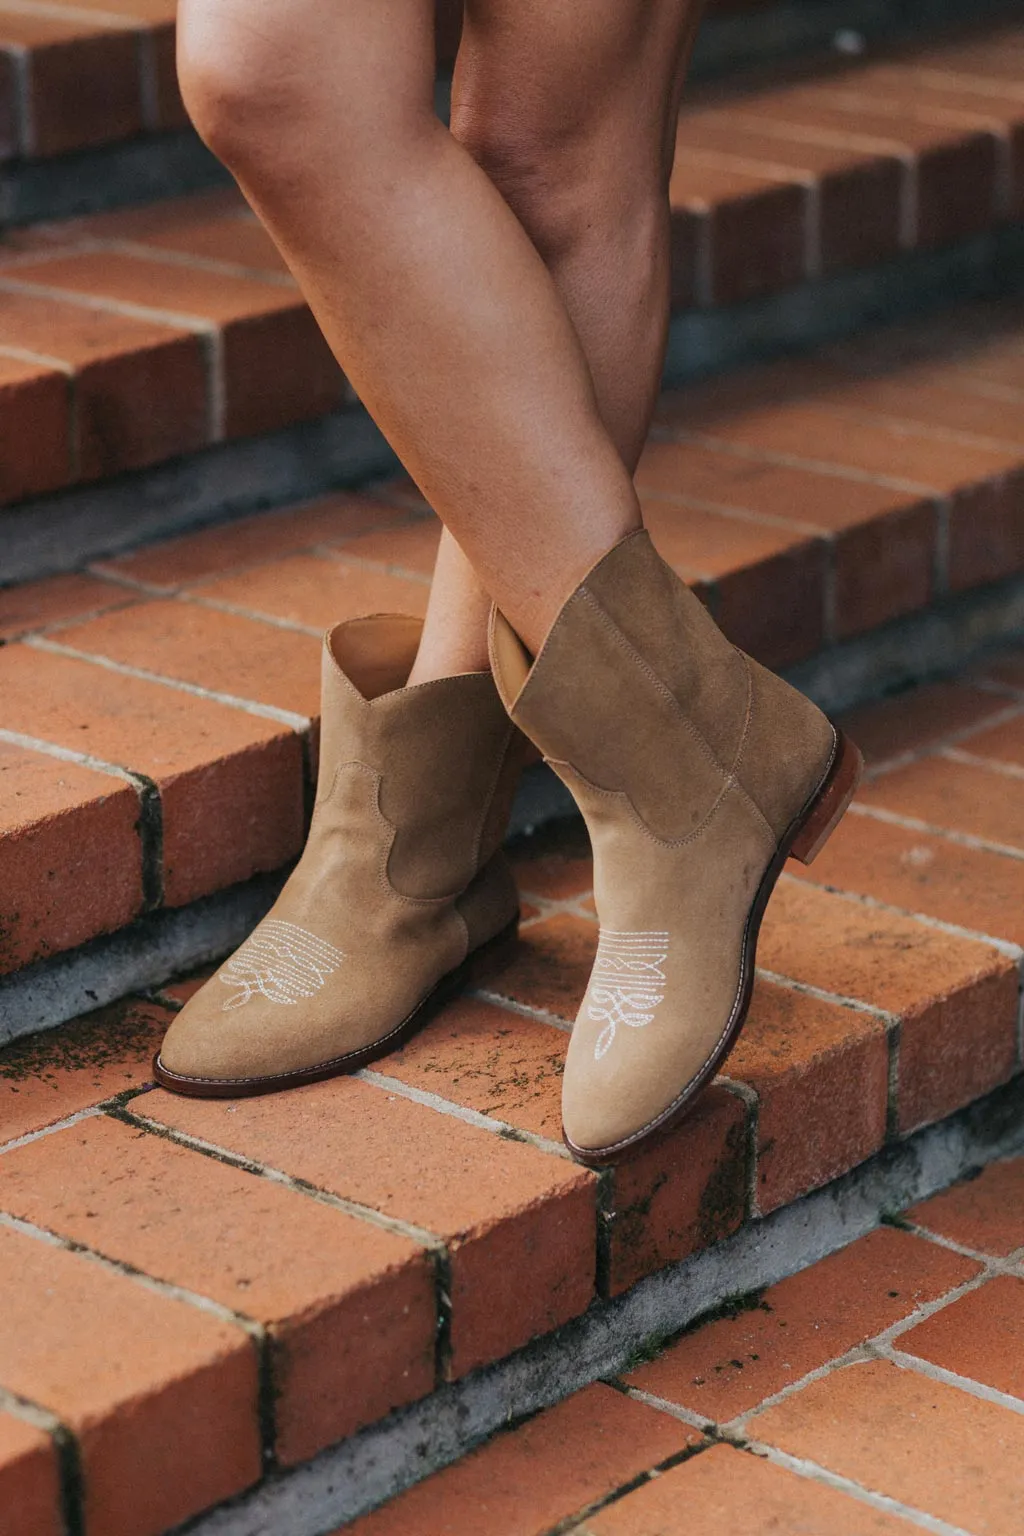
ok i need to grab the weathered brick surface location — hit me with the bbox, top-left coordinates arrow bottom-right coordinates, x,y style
0,1411 -> 61,1536
760,879 -> 1020,1133
583,1442 -> 915,1536
0,999 -> 168,1144
898,1274 -> 1024,1400
908,1156 -> 1024,1257
750,1358 -> 1024,1536
0,571 -> 130,641
143,1077 -> 597,1379
0,643 -> 304,908
0,352 -> 70,504
1,1114 -> 437,1465
625,1226 -> 978,1420
0,739 -> 144,976
0,1222 -> 260,1536
725,979 -> 889,1213
344,1384 -> 699,1536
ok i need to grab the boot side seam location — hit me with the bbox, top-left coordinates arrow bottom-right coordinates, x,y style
550,758 -> 776,857
726,654 -> 777,846
577,586 -> 732,785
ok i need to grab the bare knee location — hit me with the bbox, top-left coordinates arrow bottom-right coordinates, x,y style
177,0 -> 431,177
451,94 -> 661,265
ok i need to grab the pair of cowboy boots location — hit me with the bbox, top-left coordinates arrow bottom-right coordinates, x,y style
156,532 -> 861,1165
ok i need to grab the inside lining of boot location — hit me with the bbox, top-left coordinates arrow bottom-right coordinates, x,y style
331,615 -> 422,700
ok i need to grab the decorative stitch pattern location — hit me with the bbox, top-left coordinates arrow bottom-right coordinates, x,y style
587,930 -> 669,1060
220,920 -> 345,1009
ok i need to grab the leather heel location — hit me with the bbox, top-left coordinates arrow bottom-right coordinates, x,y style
789,730 -> 863,866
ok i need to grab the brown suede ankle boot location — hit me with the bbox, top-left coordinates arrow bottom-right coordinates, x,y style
488,530 -> 862,1166
155,614 -> 523,1097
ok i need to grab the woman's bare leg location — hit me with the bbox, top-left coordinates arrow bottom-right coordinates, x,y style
410,0 -> 704,684
176,0 -> 702,657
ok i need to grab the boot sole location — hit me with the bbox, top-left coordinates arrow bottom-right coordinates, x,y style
564,728 -> 864,1168
151,914 -> 521,1099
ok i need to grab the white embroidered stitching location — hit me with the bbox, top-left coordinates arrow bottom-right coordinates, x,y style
587,931 -> 668,1060
220,920 -> 345,1009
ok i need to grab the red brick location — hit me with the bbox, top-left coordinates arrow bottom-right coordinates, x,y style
790,803 -> 1024,947
483,914 -> 596,1024
79,200 -> 288,275
0,352 -> 70,503
838,679 -> 1012,766
607,1085 -> 748,1296
625,1226 -> 978,1421
958,712 -> 1024,768
336,515 -> 442,577
0,1222 -> 260,1536
760,880 -> 1019,1134
858,755 -> 1024,853
683,396 -> 1022,496
193,552 -> 428,631
638,435 -> 936,640
96,492 -> 408,589
0,644 -> 304,907
58,600 -> 323,718
729,86 -> 999,249
345,1384 -> 699,1536
641,497 -> 825,666
2,1114 -> 437,1465
750,1357 -> 1024,1536
379,995 -> 748,1298
0,740 -> 143,975
584,1440 -> 915,1536
0,287 -> 207,477
726,979 -> 889,1213
898,1274 -> 1024,1400
0,1412 -> 61,1536
152,25 -> 188,129
0,51 -> 16,160
908,1157 -> 1024,1257
381,995 -> 567,1144
3,250 -> 343,439
0,572 -> 131,641
669,156 -> 806,304
144,1076 -> 597,1380
680,108 -> 904,274
0,13 -> 142,158
0,998 -> 167,1146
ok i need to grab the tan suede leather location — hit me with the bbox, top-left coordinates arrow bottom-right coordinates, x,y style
156,615 -> 522,1094
489,530 -> 856,1164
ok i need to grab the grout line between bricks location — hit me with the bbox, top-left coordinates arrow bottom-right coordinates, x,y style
654,424 -> 939,498
25,635 -> 312,731
847,801 -> 1024,863
83,237 -> 297,288
880,1344 -> 1024,1417
356,1068 -> 571,1161
181,592 -> 323,637
0,725 -> 164,907
942,745 -> 1024,783
547,1442 -> 711,1536
740,1439 -> 971,1536
777,870 -> 1024,961
0,1384 -> 82,1536
110,1102 -> 446,1251
863,699 -> 1024,781
0,1106 -> 102,1158
109,1101 -> 457,1389
716,1075 -> 762,1219
472,989 -> 573,1034
755,966 -> 897,1024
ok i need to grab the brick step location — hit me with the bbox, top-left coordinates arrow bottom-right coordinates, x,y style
1,16 -> 1024,564
3,1 -> 1011,224
3,290 -> 1024,1020
0,724 -> 1022,1531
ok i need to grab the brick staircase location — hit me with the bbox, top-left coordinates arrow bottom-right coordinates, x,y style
1,7 -> 1024,1535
